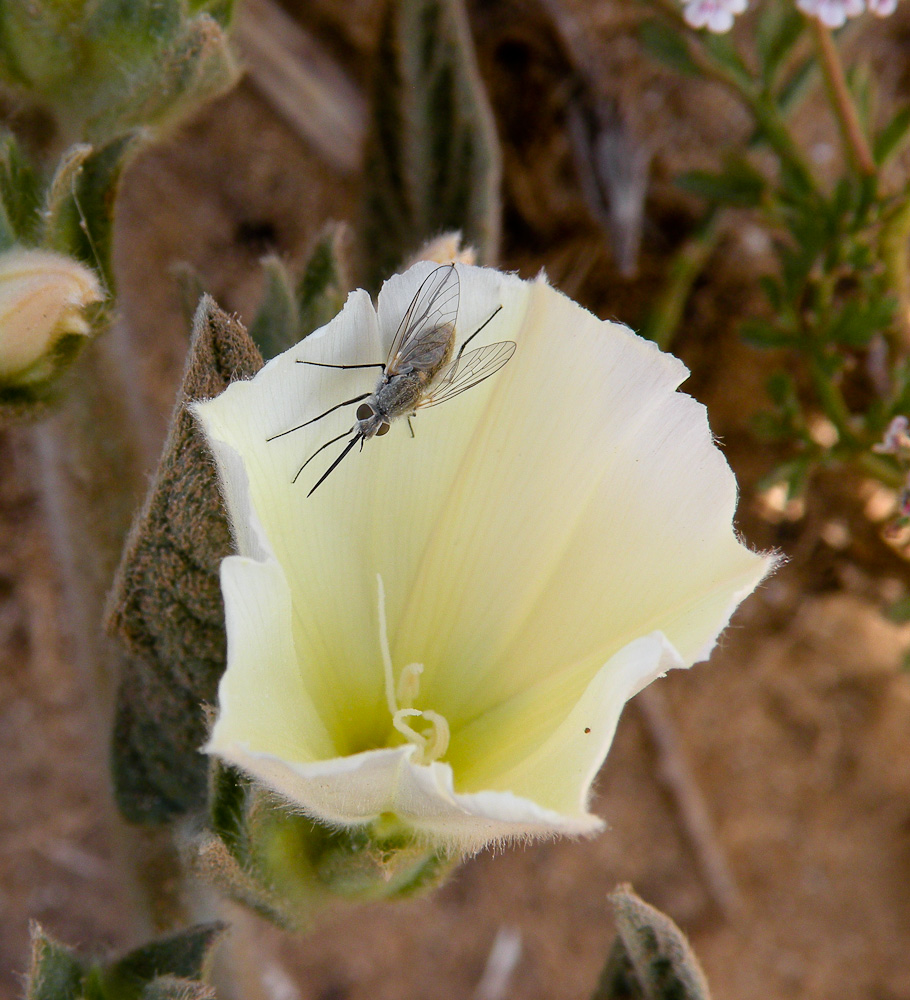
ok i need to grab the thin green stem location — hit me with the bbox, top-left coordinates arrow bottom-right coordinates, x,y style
880,187 -> 910,350
807,17 -> 876,177
640,0 -> 819,197
640,208 -> 721,351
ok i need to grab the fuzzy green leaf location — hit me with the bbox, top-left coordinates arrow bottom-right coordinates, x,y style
605,886 -> 711,1000
296,224 -> 351,339
107,296 -> 262,823
104,924 -> 226,996
43,136 -> 135,293
359,0 -> 501,291
0,3 -> 238,144
248,256 -> 299,361
81,14 -> 239,145
26,924 -> 86,1000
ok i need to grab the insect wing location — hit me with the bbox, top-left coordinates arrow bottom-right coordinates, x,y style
418,341 -> 516,408
386,264 -> 460,374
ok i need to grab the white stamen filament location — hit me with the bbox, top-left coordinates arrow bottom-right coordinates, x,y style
377,575 -> 450,765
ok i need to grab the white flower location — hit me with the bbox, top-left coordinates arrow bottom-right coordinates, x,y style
796,0 -> 865,27
682,0 -> 748,33
193,262 -> 773,855
0,247 -> 102,385
867,0 -> 898,15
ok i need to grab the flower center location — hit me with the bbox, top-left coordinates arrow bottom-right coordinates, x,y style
376,574 -> 450,766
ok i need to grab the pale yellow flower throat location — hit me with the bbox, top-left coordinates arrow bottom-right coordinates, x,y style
377,575 -> 450,766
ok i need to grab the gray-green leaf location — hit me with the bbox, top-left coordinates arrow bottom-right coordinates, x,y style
359,0 -> 501,291
107,296 -> 262,824
592,886 -> 711,1000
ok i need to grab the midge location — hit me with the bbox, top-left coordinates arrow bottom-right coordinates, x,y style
267,264 -> 516,495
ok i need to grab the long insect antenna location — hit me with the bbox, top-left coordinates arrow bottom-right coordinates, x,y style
299,360 -> 386,371
307,432 -> 363,497
268,392 -> 372,442
292,425 -> 356,483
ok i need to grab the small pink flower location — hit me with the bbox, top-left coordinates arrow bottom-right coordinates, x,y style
868,0 -> 898,14
682,0 -> 748,33
797,0 -> 865,27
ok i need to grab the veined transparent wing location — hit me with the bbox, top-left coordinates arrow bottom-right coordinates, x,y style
386,264 -> 460,373
417,341 -> 516,408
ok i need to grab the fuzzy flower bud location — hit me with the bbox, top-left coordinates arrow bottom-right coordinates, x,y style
0,247 -> 103,387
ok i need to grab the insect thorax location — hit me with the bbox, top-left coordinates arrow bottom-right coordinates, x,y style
376,371 -> 425,419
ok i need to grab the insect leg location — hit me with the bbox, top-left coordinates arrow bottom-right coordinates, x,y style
407,415 -> 415,438
298,360 -> 386,370
451,305 -> 503,367
307,432 -> 363,497
292,425 -> 356,483
267,392 -> 372,442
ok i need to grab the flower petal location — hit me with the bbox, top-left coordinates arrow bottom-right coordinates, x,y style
206,555 -> 334,761
449,632 -> 683,804
208,740 -> 603,855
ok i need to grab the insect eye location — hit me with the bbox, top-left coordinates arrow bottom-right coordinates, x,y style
376,421 -> 391,436
356,403 -> 374,421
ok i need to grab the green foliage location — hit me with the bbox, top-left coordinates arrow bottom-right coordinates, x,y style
755,6 -> 804,85
25,923 -> 224,1000
636,1 -> 910,498
0,132 -> 42,247
676,158 -> 765,208
359,0 -> 501,291
249,256 -> 299,361
874,105 -> 910,167
26,926 -> 84,1000
638,21 -> 700,78
42,136 -> 135,293
248,225 -> 352,361
591,887 -> 710,1000
102,925 -> 225,999
0,0 -> 238,144
107,297 -> 262,823
203,763 -> 453,928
